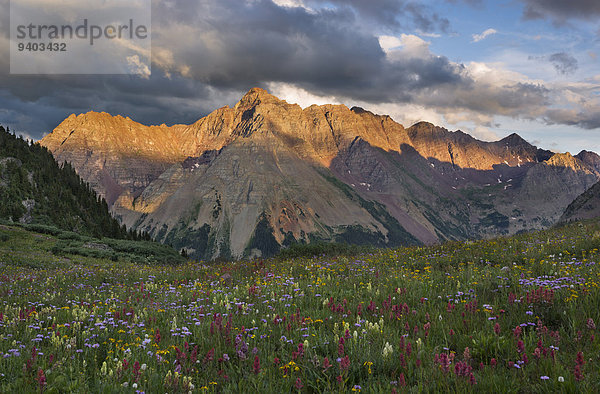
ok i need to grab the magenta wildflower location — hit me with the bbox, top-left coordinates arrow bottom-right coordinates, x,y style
514,326 -> 522,338
574,365 -> 584,381
576,351 -> 584,366
517,340 -> 525,353
339,355 -> 350,372
253,356 -> 260,375
586,318 -> 596,330
37,368 -> 46,390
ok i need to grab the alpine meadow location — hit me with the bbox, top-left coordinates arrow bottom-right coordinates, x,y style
0,217 -> 599,392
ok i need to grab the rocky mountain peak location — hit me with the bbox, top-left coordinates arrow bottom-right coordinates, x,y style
576,150 -> 600,174
235,87 -> 284,110
405,121 -> 446,141
545,152 -> 587,170
409,121 -> 437,130
350,106 -> 367,114
53,111 -> 139,134
41,110 -> 192,163
500,133 -> 530,147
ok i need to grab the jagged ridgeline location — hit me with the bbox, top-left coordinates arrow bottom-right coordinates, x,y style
40,89 -> 600,261
561,180 -> 600,222
0,125 -> 142,240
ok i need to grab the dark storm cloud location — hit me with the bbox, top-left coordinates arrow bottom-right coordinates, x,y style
151,0 -> 463,100
520,0 -> 600,23
156,1 -> 385,89
147,0 -> 546,117
529,52 -> 579,75
403,3 -> 450,33
0,70 -> 242,138
549,53 -> 579,75
445,0 -> 483,7
416,81 -> 550,119
302,0 -> 450,32
545,108 -> 600,129
447,0 -> 600,23
0,0 -> 464,139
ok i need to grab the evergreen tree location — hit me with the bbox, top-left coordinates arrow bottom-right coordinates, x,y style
0,125 -> 151,240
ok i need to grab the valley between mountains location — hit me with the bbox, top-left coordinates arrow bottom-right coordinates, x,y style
40,88 -> 600,260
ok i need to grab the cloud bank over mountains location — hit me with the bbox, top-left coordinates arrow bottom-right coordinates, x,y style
0,0 -> 599,152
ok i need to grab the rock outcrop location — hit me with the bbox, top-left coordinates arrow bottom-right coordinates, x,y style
561,181 -> 600,222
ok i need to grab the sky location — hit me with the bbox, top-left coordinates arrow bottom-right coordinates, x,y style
0,0 -> 599,154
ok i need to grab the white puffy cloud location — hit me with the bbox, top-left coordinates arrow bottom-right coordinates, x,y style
378,35 -> 404,53
472,28 -> 497,42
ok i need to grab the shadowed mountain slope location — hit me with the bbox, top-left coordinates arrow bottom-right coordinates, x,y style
561,180 -> 600,222
40,88 -> 600,259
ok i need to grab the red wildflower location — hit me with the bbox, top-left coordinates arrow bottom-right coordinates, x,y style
574,365 -> 584,381
576,351 -> 585,366
399,353 -> 407,368
469,372 -> 476,385
586,318 -> 596,330
339,355 -> 350,371
436,353 -> 451,373
253,356 -> 260,375
513,326 -> 522,338
517,340 -> 525,353
204,348 -> 214,364
37,368 -> 46,390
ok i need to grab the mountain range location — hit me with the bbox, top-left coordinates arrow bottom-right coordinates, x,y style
40,88 -> 600,259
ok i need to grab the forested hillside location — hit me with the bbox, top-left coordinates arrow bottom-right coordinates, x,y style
0,126 -> 145,240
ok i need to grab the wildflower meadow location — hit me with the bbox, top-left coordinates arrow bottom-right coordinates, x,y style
0,220 -> 599,393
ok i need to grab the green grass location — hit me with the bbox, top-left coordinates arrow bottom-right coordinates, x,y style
0,224 -> 184,268
0,220 -> 599,392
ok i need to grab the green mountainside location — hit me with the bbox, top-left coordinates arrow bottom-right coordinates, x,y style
0,125 -> 144,240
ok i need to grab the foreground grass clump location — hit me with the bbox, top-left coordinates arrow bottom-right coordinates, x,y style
0,221 -> 599,392
0,223 -> 184,267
